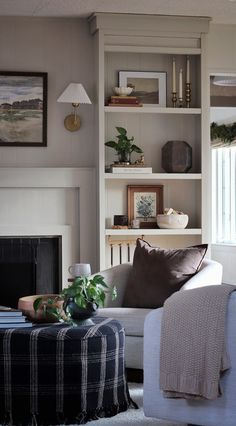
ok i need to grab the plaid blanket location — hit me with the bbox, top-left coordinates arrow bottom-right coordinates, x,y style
0,317 -> 131,425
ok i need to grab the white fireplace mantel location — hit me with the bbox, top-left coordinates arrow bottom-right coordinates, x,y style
0,167 -> 97,286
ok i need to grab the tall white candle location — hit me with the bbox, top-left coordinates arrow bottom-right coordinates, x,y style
179,68 -> 183,99
172,57 -> 176,92
186,56 -> 190,84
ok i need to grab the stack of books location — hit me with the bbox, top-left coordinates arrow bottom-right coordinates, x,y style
0,305 -> 33,328
107,95 -> 142,107
111,164 -> 152,173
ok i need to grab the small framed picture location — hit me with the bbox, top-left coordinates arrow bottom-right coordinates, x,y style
119,71 -> 166,107
0,71 -> 47,146
127,185 -> 164,228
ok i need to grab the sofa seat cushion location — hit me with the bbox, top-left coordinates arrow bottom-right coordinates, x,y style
97,307 -> 152,337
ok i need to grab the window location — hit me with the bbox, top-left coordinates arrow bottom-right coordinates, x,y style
212,147 -> 236,243
211,74 -> 236,244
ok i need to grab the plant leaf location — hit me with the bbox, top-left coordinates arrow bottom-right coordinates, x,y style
98,281 -> 109,288
131,144 -> 143,153
99,292 -> 106,308
33,297 -> 43,312
46,307 -> 60,319
112,286 -> 117,300
116,126 -> 127,136
105,141 -> 118,149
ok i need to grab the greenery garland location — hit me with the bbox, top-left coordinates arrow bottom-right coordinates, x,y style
211,122 -> 236,144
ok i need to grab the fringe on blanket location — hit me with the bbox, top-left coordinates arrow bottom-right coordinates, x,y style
0,400 -> 133,425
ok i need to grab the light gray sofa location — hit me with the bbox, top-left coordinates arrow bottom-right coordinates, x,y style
143,290 -> 236,426
98,259 -> 223,369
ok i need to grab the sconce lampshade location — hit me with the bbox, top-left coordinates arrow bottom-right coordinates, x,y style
57,83 -> 91,104
57,83 -> 91,131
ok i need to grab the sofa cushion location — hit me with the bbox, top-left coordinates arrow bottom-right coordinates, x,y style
98,307 -> 152,337
123,239 -> 208,309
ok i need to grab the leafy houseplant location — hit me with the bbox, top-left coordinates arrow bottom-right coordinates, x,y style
32,295 -> 66,323
61,274 -> 117,320
105,126 -> 143,163
33,275 -> 117,322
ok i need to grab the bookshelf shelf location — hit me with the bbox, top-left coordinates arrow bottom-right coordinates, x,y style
105,228 -> 202,236
105,173 -> 202,180
105,106 -> 201,114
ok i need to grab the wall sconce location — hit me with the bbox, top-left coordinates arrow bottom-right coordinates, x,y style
57,83 -> 91,132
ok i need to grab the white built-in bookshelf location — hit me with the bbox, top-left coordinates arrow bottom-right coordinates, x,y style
89,13 -> 211,269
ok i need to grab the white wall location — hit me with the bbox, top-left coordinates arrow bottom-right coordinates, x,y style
208,24 -> 236,74
0,17 -> 95,167
209,23 -> 236,283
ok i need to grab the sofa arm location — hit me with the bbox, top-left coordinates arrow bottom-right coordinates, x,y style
181,258 -> 223,291
96,263 -> 132,307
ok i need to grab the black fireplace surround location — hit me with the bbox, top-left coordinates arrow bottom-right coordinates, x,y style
0,237 -> 62,308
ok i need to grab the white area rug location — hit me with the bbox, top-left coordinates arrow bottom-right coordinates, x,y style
86,383 -> 187,426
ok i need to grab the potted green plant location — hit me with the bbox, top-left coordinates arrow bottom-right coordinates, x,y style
61,274 -> 117,320
105,126 -> 143,163
33,275 -> 117,323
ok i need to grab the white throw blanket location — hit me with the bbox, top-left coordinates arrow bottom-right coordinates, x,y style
159,284 -> 236,400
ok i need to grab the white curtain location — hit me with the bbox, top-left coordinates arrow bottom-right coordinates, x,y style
212,146 -> 236,242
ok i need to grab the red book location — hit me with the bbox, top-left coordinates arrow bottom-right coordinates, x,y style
110,98 -> 140,104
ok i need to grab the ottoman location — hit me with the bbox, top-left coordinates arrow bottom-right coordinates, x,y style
0,316 -> 131,425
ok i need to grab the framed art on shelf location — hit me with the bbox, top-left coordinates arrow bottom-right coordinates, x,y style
119,71 -> 166,107
0,71 -> 47,146
127,185 -> 164,228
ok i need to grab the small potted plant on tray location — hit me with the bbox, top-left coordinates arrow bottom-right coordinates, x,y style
105,126 -> 143,164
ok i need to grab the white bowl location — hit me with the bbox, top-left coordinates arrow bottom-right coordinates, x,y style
113,87 -> 133,96
157,214 -> 189,229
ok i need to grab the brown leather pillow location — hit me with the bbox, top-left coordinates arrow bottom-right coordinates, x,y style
123,239 -> 208,308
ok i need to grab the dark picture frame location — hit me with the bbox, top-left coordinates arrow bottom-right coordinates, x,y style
127,185 -> 164,228
119,71 -> 166,107
0,71 -> 47,146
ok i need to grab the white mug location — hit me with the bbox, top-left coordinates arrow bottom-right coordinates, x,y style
131,219 -> 140,229
68,263 -> 91,277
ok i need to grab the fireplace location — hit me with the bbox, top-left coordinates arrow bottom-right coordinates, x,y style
0,237 -> 62,308
0,168 -> 97,289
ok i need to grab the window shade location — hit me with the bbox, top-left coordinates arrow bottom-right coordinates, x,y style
212,147 -> 236,243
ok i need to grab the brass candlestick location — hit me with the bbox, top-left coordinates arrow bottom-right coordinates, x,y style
185,83 -> 191,108
172,91 -> 177,108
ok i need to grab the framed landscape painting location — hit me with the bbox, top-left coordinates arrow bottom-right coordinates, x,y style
0,72 -> 47,146
127,185 -> 164,228
119,71 -> 166,107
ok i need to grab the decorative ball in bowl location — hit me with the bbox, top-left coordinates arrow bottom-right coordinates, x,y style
113,86 -> 133,96
157,214 -> 189,229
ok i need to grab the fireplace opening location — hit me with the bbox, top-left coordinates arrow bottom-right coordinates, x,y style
0,237 -> 62,308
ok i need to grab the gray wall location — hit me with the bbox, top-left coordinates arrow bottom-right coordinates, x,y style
0,17 -> 95,167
